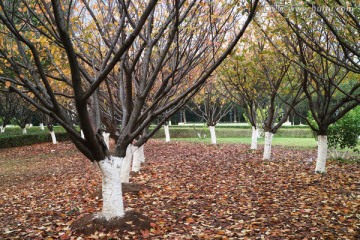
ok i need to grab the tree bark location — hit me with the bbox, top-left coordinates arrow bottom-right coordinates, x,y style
315,135 -> 328,173
80,130 -> 84,139
263,132 -> 273,160
120,144 -> 134,183
164,125 -> 170,142
209,126 -> 217,145
50,131 -> 57,144
98,156 -> 124,220
251,126 -> 258,150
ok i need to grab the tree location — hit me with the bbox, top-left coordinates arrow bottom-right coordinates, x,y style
220,21 -> 304,157
257,2 -> 359,169
0,0 -> 259,222
13,97 -> 34,134
187,79 -> 233,144
0,91 -> 17,133
220,45 -> 265,150
266,0 -> 360,101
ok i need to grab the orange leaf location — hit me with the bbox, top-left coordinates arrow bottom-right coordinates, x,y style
140,229 -> 150,237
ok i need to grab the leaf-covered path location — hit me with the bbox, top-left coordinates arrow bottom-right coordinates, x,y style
0,140 -> 359,239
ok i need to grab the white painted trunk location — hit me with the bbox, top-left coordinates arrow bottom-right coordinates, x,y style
139,145 -> 145,163
251,126 -> 258,150
98,157 -> 124,220
132,146 -> 141,172
29,123 -> 33,128
50,131 -> 57,144
80,130 -> 84,139
120,144 -> 134,183
315,135 -> 328,173
0,126 -> 5,133
164,125 -> 170,142
102,132 -> 110,150
22,128 -> 27,134
209,126 -> 216,144
40,123 -> 45,130
263,132 -> 273,160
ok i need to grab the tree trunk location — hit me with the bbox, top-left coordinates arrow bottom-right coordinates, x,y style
22,128 -> 27,134
0,126 -> 5,133
315,135 -> 328,173
120,145 -> 134,183
209,126 -> 217,144
183,110 -> 187,123
80,130 -> 84,139
102,132 -> 110,150
251,126 -> 258,150
98,156 -> 125,220
40,123 -> 45,130
139,145 -> 145,163
263,132 -> 273,160
164,125 -> 170,142
132,146 -> 141,172
50,131 -> 57,144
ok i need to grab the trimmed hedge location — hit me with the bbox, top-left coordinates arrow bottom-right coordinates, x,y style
0,131 -> 70,149
152,126 -> 313,138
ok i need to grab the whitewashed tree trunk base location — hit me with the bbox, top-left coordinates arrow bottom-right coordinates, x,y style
81,130 -> 84,139
251,126 -> 258,150
98,157 -> 124,220
139,145 -> 145,163
39,123 -> 45,130
22,128 -> 27,134
209,126 -> 216,145
50,131 -> 57,144
315,135 -> 328,173
120,145 -> 134,183
164,125 -> 170,142
102,132 -> 110,150
263,132 -> 273,160
0,126 -> 5,133
132,146 -> 141,172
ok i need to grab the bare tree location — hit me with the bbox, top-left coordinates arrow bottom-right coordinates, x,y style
187,80 -> 233,144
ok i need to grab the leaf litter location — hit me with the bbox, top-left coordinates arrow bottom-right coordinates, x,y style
0,140 -> 359,239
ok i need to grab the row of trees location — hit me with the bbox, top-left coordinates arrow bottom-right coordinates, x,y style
0,0 -> 358,225
0,0 -> 259,221
0,91 -> 59,142
218,1 -> 359,171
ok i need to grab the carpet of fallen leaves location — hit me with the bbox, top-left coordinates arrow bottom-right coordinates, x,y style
0,140 -> 359,239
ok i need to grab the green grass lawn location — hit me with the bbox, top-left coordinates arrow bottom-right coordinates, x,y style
172,137 -> 318,149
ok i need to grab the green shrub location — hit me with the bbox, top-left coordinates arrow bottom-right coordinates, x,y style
0,132 -> 69,149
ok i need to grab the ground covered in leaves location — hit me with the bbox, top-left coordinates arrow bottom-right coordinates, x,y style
0,140 -> 359,239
